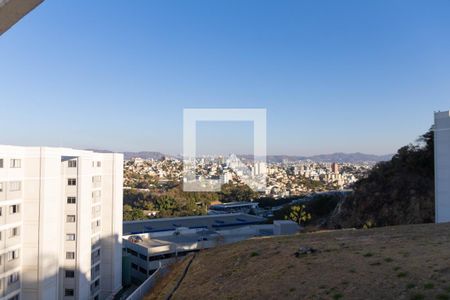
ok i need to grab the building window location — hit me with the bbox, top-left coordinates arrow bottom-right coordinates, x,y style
65,270 -> 75,278
9,181 -> 21,192
0,208 -> 2,216
10,159 -> 21,168
93,249 -> 101,257
66,234 -> 76,241
68,160 -> 77,168
127,248 -> 138,256
66,215 -> 76,223
91,220 -> 100,232
91,234 -> 100,245
139,267 -> 147,274
9,227 -> 20,238
0,159 -> 3,168
9,204 -> 20,214
66,252 -> 75,259
7,249 -> 19,261
94,279 -> 99,287
68,178 -> 76,186
0,183 -> 3,192
64,289 -> 74,296
131,263 -> 138,270
67,197 -> 76,204
92,205 -> 101,217
7,272 -> 19,284
92,176 -> 101,183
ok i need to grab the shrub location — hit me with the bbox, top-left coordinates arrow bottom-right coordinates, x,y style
406,283 -> 416,289
250,251 -> 259,257
333,293 -> 343,300
423,283 -> 434,289
410,293 -> 425,300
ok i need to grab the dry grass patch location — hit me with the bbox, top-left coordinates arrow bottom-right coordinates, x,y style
146,223 -> 450,300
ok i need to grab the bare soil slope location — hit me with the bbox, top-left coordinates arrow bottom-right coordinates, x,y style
153,223 -> 450,300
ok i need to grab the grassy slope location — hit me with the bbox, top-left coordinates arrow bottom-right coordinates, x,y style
153,223 -> 450,300
144,255 -> 194,300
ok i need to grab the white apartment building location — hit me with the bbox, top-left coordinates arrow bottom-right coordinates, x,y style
0,146 -> 123,300
435,111 -> 450,223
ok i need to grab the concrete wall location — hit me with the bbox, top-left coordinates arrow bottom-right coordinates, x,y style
100,153 -> 123,299
435,111 -> 450,223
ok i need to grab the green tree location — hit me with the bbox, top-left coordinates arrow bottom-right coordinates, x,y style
123,204 -> 146,221
220,183 -> 258,203
286,205 -> 311,225
332,129 -> 435,228
155,195 -> 178,212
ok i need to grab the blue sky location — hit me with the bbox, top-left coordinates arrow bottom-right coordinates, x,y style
1,0 -> 449,155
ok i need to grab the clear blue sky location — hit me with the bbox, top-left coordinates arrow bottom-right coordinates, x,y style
1,0 -> 449,155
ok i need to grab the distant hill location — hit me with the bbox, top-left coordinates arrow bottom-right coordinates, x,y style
87,149 -> 165,160
89,150 -> 391,163
306,152 -> 393,163
260,153 -> 392,163
122,151 -> 166,160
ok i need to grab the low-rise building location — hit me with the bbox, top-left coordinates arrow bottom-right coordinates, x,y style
208,202 -> 259,214
122,214 -> 290,285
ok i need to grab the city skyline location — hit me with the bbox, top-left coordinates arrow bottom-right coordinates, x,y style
1,2 -> 449,300
1,0 -> 450,155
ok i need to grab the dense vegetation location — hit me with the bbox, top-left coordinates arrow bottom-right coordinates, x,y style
123,183 -> 259,221
219,183 -> 258,203
123,185 -> 219,221
123,130 -> 435,225
273,194 -> 343,227
256,196 -> 299,209
329,130 -> 434,228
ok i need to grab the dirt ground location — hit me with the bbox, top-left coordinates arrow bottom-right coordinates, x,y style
148,222 -> 450,300
144,255 -> 194,300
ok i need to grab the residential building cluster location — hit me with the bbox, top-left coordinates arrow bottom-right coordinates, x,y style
124,155 -> 374,197
265,160 -> 372,197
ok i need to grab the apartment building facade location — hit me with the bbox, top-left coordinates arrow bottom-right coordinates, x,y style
435,111 -> 450,223
0,146 -> 123,300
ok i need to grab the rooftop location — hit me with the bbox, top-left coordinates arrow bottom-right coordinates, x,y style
136,230 -> 220,249
435,110 -> 450,119
210,202 -> 258,208
123,213 -> 265,235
